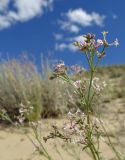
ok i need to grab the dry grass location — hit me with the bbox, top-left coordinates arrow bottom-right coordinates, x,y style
0,59 -> 124,122
0,59 -> 70,122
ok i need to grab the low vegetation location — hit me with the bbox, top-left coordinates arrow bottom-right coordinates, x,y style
0,59 -> 124,123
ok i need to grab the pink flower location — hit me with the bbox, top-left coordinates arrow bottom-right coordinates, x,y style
93,39 -> 103,49
54,62 -> 66,74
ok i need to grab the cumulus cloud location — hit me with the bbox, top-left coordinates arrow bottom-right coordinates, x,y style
55,34 -> 87,52
60,22 -> 80,34
69,35 -> 86,43
55,43 -> 77,52
60,8 -> 105,33
0,0 -> 53,30
0,0 -> 10,11
53,33 -> 63,40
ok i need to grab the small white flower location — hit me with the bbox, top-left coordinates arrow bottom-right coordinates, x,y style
73,80 -> 81,89
19,108 -> 24,114
18,116 -> 25,124
109,38 -> 119,47
113,38 -> 119,47
97,39 -> 103,45
102,31 -> 108,36
102,31 -> 108,41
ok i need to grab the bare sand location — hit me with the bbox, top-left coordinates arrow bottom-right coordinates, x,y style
0,113 -> 124,160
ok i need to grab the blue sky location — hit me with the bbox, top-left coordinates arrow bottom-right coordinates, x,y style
0,0 -> 124,68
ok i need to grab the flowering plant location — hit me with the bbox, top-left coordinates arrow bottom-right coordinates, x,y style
0,32 -> 122,160
44,32 -> 121,160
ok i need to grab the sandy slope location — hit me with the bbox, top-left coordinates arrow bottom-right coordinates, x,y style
0,97 -> 125,160
0,114 -> 124,160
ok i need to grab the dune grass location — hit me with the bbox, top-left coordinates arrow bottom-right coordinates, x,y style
0,58 -> 124,123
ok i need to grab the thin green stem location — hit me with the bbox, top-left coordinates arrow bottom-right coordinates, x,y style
94,58 -> 100,71
85,52 -> 92,69
89,145 -> 98,160
91,143 -> 100,160
33,127 -> 53,160
87,70 -> 94,106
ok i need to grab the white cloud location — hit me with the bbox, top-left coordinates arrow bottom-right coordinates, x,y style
0,0 -> 53,30
55,35 -> 88,52
69,35 -> 86,43
54,33 -> 63,40
0,16 -> 11,29
55,43 -> 67,51
60,21 -> 80,33
0,0 -> 10,11
69,24 -> 80,33
60,8 -> 105,33
55,43 -> 78,52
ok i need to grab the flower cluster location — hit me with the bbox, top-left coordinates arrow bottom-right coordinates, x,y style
92,77 -> 107,95
74,32 -> 119,59
73,80 -> 82,89
16,101 -> 34,124
73,77 -> 106,95
50,61 -> 67,79
73,79 -> 87,95
43,108 -> 101,146
70,65 -> 85,73
54,61 -> 67,75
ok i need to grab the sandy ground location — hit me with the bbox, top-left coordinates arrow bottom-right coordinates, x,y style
0,98 -> 125,160
0,116 -> 125,160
